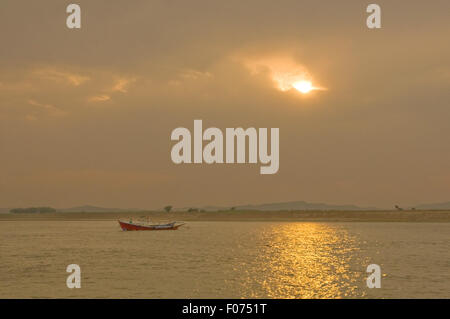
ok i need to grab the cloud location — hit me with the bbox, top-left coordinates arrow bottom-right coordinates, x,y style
88,76 -> 137,103
88,94 -> 111,103
178,69 -> 213,80
0,66 -> 141,112
27,99 -> 67,118
239,54 -> 312,92
111,77 -> 137,93
32,68 -> 90,86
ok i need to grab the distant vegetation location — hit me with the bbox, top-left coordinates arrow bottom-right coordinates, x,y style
10,207 -> 56,214
164,205 -> 173,213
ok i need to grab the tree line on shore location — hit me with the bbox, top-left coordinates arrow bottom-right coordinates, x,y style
9,206 -> 235,214
10,207 -> 56,214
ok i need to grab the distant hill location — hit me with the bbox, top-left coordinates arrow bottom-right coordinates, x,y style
59,205 -> 144,213
175,201 -> 377,212
236,201 -> 376,211
414,201 -> 450,210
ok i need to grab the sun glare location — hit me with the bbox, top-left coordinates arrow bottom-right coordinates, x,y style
240,55 -> 326,95
292,81 -> 314,94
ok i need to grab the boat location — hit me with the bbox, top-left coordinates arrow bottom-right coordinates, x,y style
118,219 -> 185,231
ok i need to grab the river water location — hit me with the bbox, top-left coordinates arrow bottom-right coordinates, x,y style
0,221 -> 448,298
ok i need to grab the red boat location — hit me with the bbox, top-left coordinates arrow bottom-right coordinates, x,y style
118,220 -> 185,231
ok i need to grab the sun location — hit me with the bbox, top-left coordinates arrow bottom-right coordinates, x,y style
240,55 -> 326,94
292,80 -> 314,94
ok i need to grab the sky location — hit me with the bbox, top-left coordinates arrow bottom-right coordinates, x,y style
1,1 -> 450,209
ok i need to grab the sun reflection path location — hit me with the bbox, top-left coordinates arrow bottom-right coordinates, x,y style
241,223 -> 367,298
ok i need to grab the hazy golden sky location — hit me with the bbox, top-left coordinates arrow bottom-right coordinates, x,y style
1,1 -> 450,209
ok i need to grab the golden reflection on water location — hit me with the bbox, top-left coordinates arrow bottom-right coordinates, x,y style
241,223 -> 364,298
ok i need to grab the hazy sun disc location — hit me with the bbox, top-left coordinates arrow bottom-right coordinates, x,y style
292,80 -> 314,94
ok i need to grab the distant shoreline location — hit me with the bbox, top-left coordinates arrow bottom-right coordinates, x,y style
0,210 -> 449,222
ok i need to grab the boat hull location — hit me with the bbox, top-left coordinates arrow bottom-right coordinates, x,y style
118,220 -> 183,231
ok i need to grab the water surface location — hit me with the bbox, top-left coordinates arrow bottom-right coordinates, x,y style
0,221 -> 448,298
